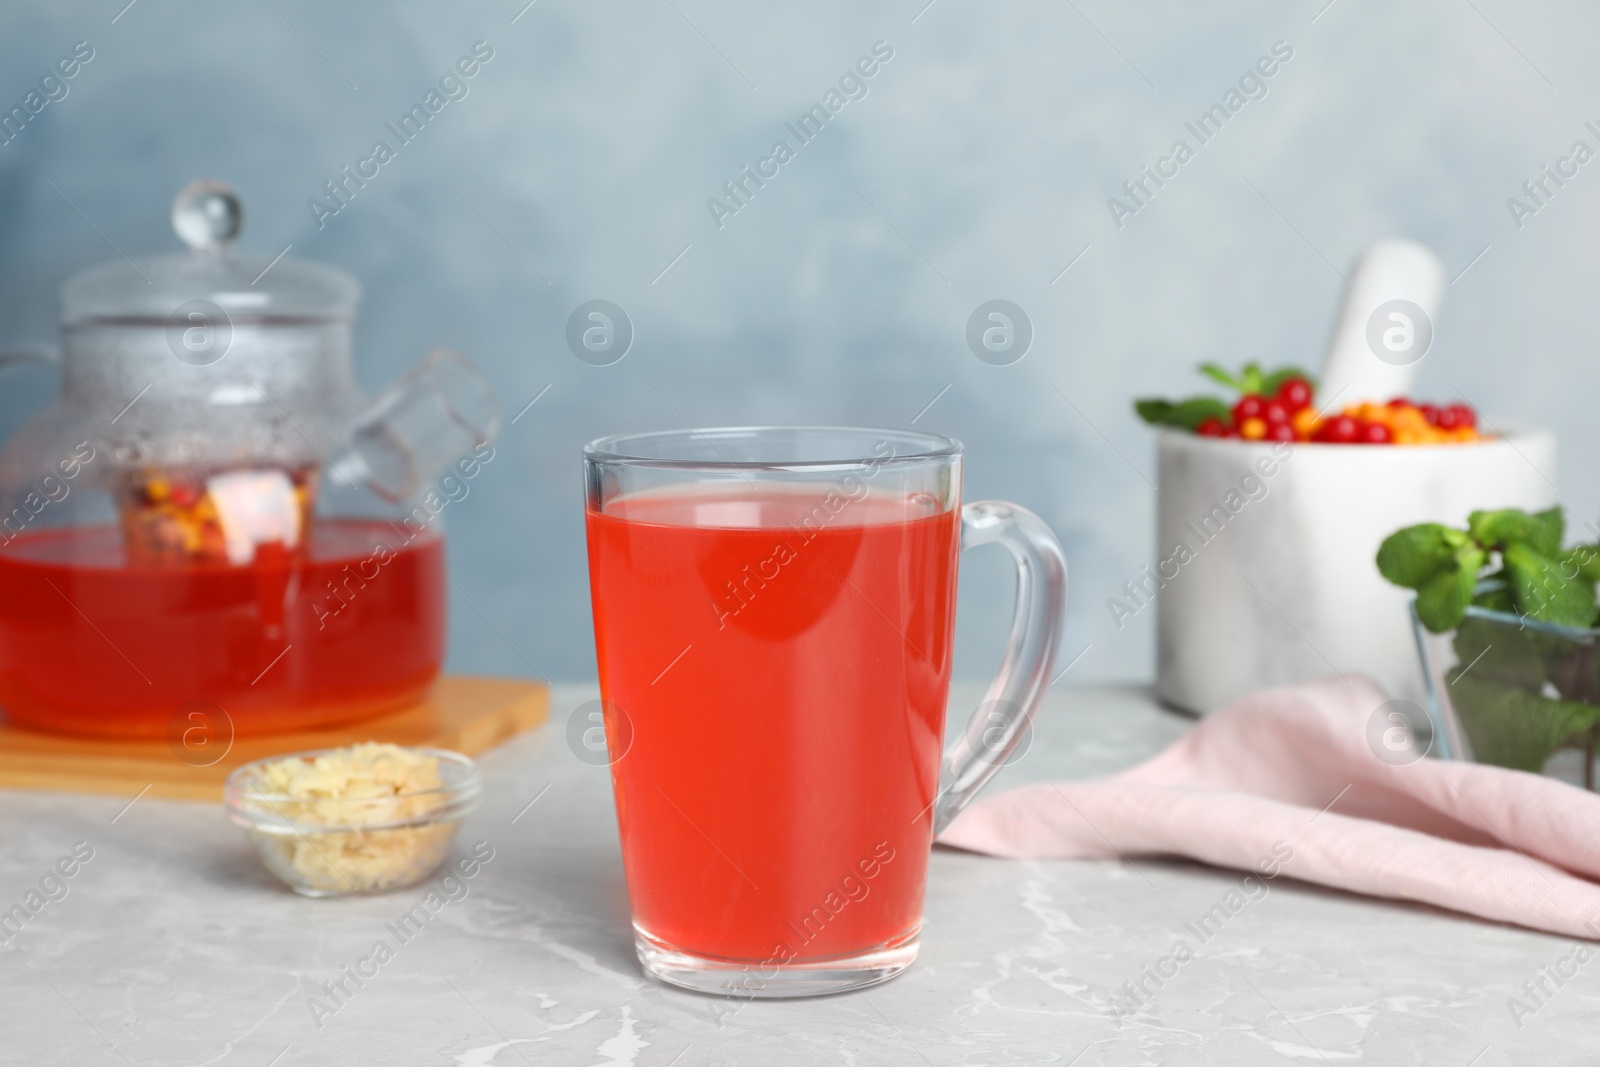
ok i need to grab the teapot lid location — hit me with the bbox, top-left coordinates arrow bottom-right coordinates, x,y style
59,180 -> 361,326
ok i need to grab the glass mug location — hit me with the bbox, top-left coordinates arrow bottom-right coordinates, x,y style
583,427 -> 1067,996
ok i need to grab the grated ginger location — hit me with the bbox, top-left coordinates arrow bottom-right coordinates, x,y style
258,743 -> 444,823
251,743 -> 454,894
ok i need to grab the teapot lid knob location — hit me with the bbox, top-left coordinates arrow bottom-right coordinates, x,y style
171,179 -> 242,253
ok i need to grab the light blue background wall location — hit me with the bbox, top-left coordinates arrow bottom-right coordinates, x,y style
1,0 -> 1596,684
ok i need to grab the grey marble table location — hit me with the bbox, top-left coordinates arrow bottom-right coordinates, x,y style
0,684 -> 1591,1066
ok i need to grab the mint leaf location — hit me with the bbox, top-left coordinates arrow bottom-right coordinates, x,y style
1451,613 -> 1562,690
1415,544 -> 1486,633
1469,507 -> 1564,557
1197,363 -> 1243,392
1134,397 -> 1231,430
1447,673 -> 1600,772
1534,506 -> 1566,554
1560,544 -> 1600,584
1471,579 -> 1516,615
1505,541 -> 1598,628
1454,562 -> 1600,709
1376,524 -> 1469,589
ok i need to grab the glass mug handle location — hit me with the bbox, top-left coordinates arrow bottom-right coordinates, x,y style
933,501 -> 1069,835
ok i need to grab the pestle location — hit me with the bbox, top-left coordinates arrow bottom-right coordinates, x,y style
1317,239 -> 1446,410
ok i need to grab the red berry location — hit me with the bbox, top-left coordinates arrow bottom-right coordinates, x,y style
1435,407 -> 1459,430
1262,401 -> 1291,425
1418,403 -> 1440,426
1448,403 -> 1476,430
1275,377 -> 1313,412
1196,417 -> 1227,437
1266,422 -> 1295,443
1386,397 -> 1409,409
1362,421 -> 1393,445
1321,415 -> 1360,443
1232,394 -> 1266,424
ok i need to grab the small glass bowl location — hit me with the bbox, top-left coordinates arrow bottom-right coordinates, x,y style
223,747 -> 482,897
1413,596 -> 1600,789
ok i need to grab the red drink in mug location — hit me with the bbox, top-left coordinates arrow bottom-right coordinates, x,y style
585,427 -> 1066,996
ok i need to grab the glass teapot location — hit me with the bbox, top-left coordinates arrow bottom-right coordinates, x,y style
0,180 -> 499,739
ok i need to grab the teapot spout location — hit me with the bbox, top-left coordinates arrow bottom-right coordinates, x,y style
329,349 -> 500,503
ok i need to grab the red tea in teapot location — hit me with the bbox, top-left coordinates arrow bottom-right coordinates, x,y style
0,519 -> 444,738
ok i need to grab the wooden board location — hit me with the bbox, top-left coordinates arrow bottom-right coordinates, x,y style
0,676 -> 548,803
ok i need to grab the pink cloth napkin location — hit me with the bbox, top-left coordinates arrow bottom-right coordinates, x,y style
939,676 -> 1600,939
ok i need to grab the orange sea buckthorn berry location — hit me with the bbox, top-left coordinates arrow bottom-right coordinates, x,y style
1240,417 -> 1268,440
